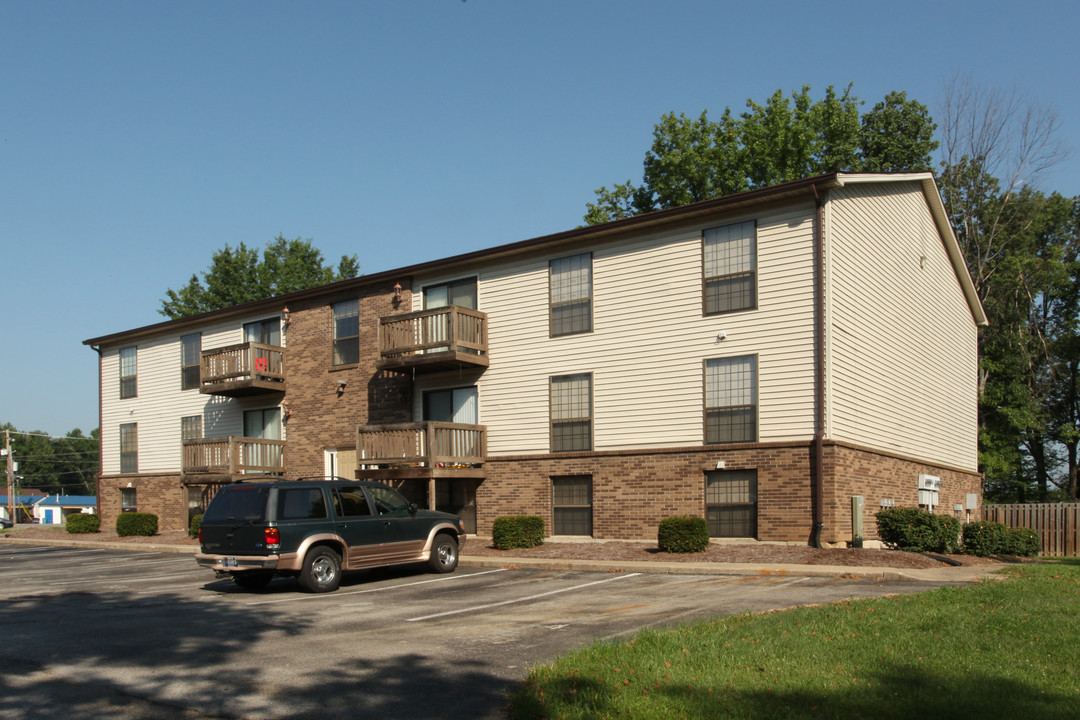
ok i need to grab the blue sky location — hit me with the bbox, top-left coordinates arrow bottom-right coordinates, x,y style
2,0 -> 1078,437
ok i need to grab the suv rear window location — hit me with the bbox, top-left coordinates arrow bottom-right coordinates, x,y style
203,486 -> 270,523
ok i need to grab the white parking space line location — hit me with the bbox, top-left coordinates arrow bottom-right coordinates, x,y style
406,572 -> 643,622
243,568 -> 509,606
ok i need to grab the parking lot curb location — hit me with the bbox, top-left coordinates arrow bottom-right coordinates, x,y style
3,535 -> 1004,582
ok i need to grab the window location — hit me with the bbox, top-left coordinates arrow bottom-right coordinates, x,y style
706,470 -> 757,538
181,333 -> 201,390
424,277 -> 477,310
332,299 -> 360,366
550,253 -> 592,336
552,476 -> 592,536
550,373 -> 592,452
120,488 -> 137,513
704,221 -> 756,314
244,317 -> 282,346
119,423 -> 138,474
181,415 -> 203,441
278,488 -> 328,520
705,356 -> 757,444
333,487 -> 372,517
423,387 -> 478,424
119,346 -> 137,399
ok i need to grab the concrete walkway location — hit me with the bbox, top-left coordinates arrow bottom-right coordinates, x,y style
1,533 -> 1008,583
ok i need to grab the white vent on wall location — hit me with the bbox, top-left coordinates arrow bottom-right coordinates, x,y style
918,474 -> 942,491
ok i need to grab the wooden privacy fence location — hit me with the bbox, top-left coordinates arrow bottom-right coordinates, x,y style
982,503 -> 1080,557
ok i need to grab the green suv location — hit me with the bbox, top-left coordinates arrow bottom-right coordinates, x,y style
195,477 -> 466,592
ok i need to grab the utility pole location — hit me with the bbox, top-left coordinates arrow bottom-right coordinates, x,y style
4,430 -> 13,525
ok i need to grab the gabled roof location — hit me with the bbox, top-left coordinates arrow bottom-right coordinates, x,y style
84,172 -> 986,347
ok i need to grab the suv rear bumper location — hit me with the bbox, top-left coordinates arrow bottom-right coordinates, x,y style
195,553 -> 280,572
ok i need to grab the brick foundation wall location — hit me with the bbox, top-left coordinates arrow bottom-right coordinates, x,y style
98,473 -> 187,532
480,443 -> 816,542
824,442 -> 983,545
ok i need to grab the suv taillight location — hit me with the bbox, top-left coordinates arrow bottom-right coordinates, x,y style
198,527 -> 203,544
265,527 -> 281,549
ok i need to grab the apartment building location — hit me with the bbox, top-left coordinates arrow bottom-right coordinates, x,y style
84,172 -> 986,545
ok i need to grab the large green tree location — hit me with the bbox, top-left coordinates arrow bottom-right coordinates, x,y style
160,236 -> 360,319
584,85 -> 937,224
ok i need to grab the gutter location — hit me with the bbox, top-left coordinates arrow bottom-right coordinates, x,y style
810,184 -> 826,548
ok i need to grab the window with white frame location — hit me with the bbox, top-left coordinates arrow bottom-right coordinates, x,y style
181,415 -> 203,442
119,346 -> 137,399
705,356 -> 757,444
550,253 -> 592,336
550,373 -> 592,452
120,487 -> 137,513
704,221 -> 756,314
332,299 -> 360,366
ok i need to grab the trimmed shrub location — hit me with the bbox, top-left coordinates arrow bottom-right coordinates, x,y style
116,512 -> 158,537
961,521 -> 1009,557
492,515 -> 545,550
962,521 -> 1040,557
657,516 -> 710,554
875,507 -> 959,553
1005,527 -> 1040,557
66,513 -> 101,534
189,513 -> 203,539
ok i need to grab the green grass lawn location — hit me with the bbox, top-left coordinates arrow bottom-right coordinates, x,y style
509,561 -> 1080,719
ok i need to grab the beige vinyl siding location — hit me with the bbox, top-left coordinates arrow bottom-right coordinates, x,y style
826,182 -> 978,470
100,316 -> 286,474
420,203 -> 817,455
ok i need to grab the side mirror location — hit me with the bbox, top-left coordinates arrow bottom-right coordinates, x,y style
408,502 -> 418,515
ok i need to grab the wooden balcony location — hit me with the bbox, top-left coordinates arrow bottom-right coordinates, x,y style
355,422 -> 486,480
182,437 -> 286,480
377,307 -> 489,373
200,342 -> 286,396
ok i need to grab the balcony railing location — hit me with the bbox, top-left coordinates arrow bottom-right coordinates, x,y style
182,437 -> 286,477
200,342 -> 285,396
377,307 -> 489,372
356,422 -> 486,473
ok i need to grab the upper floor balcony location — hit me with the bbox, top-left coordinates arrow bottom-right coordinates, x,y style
377,306 -> 489,373
181,436 -> 286,480
355,422 -> 487,480
200,342 -> 286,397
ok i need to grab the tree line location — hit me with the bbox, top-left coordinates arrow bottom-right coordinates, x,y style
1,424 -> 99,496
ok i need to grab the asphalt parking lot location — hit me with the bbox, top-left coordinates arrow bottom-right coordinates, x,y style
0,544 -> 966,720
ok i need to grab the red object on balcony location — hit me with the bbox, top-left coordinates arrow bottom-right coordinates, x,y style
254,357 -> 268,372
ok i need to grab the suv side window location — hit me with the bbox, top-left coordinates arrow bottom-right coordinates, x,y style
333,487 -> 372,518
369,486 -> 411,516
279,488 -> 328,520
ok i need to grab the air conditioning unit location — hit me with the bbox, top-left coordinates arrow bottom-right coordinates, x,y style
917,474 -> 941,491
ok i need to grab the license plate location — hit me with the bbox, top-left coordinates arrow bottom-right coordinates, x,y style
224,557 -> 238,567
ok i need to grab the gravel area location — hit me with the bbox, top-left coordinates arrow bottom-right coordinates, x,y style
3,524 -> 1002,568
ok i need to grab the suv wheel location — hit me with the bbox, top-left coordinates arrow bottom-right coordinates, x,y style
428,534 -> 459,573
299,546 -> 342,593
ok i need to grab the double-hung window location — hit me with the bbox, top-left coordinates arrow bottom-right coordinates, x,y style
181,333 -> 201,390
119,346 -> 137,399
332,299 -> 360,366
706,470 -> 757,538
705,356 -> 757,444
119,423 -> 138,474
552,476 -> 593,536
704,221 -> 756,314
550,253 -> 592,336
550,373 -> 592,452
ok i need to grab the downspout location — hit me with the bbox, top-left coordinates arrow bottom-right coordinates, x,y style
91,344 -> 104,521
810,186 -> 826,548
